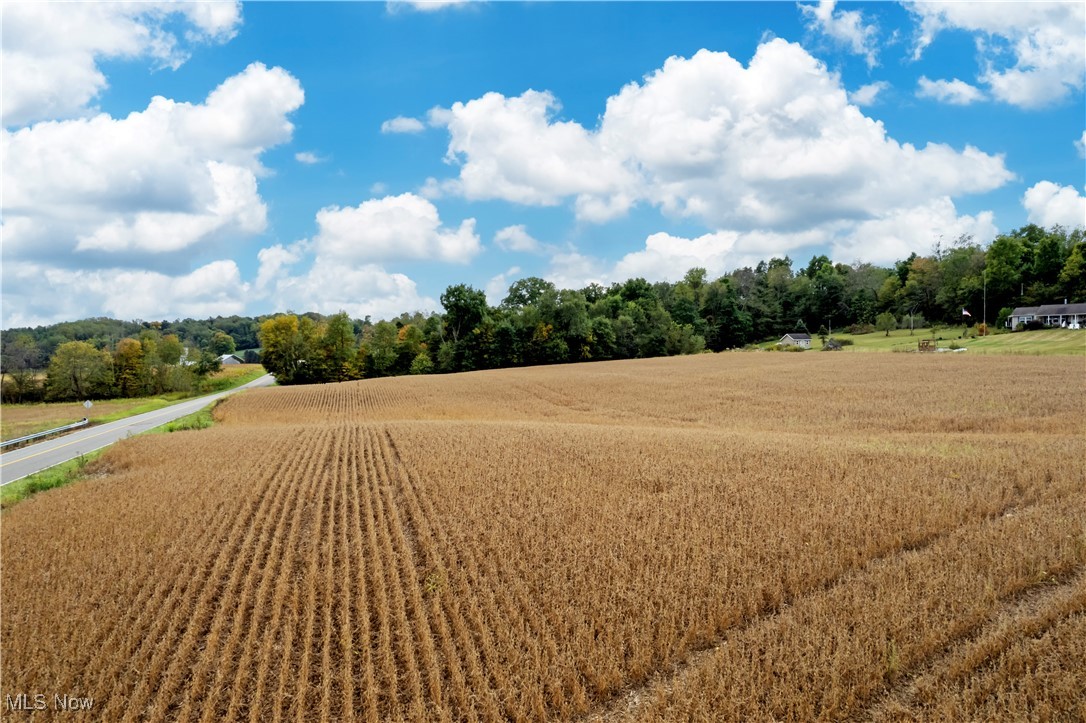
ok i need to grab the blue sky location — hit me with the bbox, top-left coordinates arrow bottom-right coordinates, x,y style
2,1 -> 1084,327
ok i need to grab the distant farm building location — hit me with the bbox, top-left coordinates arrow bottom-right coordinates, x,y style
1007,302 -> 1086,329
219,354 -> 244,365
779,333 -> 812,349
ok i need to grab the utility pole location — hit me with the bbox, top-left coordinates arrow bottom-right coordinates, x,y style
983,268 -> 987,330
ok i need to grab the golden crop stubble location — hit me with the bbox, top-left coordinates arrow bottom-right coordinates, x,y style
624,494 -> 1086,722
1,353 -> 1083,722
384,414 -> 1084,719
916,611 -> 1086,721
869,570 -> 1086,721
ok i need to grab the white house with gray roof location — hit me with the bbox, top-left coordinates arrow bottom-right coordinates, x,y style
779,333 -> 812,348
1007,302 -> 1086,329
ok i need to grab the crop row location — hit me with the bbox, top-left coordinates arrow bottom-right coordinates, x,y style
2,353 -> 1083,721
221,353 -> 1086,437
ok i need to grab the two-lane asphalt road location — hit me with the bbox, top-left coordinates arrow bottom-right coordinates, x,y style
0,373 -> 275,485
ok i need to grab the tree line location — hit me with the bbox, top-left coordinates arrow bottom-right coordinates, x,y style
0,314 -> 267,366
4,223 -> 1083,392
1,328 -> 236,403
257,224 -> 1084,385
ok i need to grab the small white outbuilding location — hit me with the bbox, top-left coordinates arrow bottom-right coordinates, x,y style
778,333 -> 812,349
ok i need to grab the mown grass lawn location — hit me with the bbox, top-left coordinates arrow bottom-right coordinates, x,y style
766,328 -> 1085,355
938,328 -> 1086,355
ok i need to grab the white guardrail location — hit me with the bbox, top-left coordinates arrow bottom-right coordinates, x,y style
1,418 -> 89,449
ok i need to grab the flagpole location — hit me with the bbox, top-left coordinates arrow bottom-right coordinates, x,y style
983,267 -> 987,331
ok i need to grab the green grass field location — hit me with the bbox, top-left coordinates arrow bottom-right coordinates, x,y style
764,328 -> 1085,355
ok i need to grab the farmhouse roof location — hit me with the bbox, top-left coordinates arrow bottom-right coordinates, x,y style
1011,303 -> 1086,316
1036,302 -> 1086,315
219,354 -> 243,363
781,333 -> 811,340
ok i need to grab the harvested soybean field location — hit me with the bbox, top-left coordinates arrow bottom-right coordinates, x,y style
2,353 -> 1084,722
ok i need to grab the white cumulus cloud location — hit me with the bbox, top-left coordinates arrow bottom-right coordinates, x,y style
430,89 -> 639,217
381,116 -> 426,134
909,1 -> 1085,108
494,225 -> 544,253
295,151 -> 325,164
916,76 -> 986,105
799,0 -> 880,68
614,231 -> 737,281
1076,131 -> 1086,159
312,193 -> 481,264
1,62 -> 304,264
256,256 -> 437,321
485,267 -> 522,305
1022,181 -> 1086,229
249,194 -> 477,322
848,81 -> 889,106
429,40 -> 1013,237
831,198 -> 998,265
255,242 -> 306,294
1,1 -> 242,127
600,42 -> 1010,228
606,206 -> 991,285
544,251 -> 608,292
387,0 -> 472,13
1,260 -> 249,328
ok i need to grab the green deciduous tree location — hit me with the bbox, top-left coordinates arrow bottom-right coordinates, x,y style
1058,243 -> 1086,301
208,331 -> 237,356
157,334 -> 184,365
875,312 -> 897,337
588,317 -> 616,360
258,315 -> 317,384
395,324 -> 427,374
441,284 -> 487,343
985,234 -> 1027,312
365,321 -> 400,377
502,277 -> 556,309
902,256 -> 941,321
1,334 -> 42,402
701,279 -> 752,351
665,323 -> 705,355
321,312 -> 360,381
408,351 -> 434,375
113,337 -> 146,397
46,341 -> 114,400
683,267 -> 707,292
193,350 -> 223,378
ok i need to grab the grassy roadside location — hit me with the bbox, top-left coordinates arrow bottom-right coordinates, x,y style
2,398 -> 227,510
153,400 -> 221,434
1,365 -> 265,442
756,328 -> 1085,355
1,450 -> 105,510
